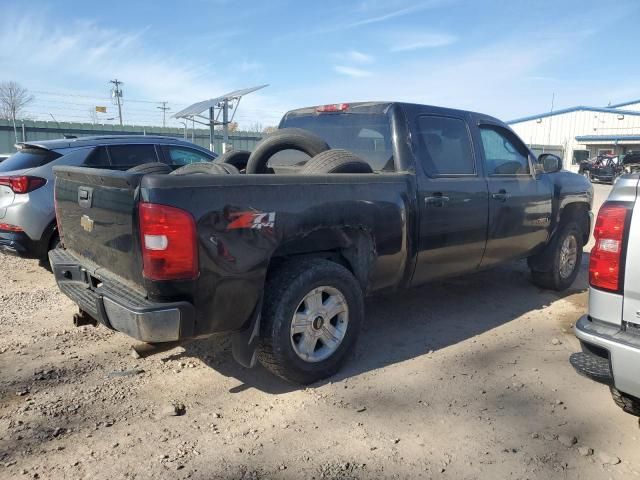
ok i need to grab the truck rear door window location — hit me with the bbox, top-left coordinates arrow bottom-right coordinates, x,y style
416,116 -> 475,176
107,144 -> 158,169
279,113 -> 394,171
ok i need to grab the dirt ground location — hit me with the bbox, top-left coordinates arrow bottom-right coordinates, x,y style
2,182 -> 639,480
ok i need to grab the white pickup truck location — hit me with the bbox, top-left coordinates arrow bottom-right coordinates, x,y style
571,173 -> 640,415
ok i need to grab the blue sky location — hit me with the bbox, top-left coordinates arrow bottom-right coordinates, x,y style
1,0 -> 639,128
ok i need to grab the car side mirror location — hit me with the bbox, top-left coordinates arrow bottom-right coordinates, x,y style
537,153 -> 562,174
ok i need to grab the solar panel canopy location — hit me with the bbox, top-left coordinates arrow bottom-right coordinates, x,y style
173,84 -> 268,118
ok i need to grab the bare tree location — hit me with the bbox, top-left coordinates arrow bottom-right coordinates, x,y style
262,125 -> 277,135
0,81 -> 34,142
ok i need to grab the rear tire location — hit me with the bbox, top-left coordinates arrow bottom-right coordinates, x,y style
246,128 -> 330,174
610,387 -> 640,416
257,259 -> 364,384
301,149 -> 373,174
530,222 -> 583,291
127,162 -> 172,174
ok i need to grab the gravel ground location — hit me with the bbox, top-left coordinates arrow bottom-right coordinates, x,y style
2,183 -> 639,480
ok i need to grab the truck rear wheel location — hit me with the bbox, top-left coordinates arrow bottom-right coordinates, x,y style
610,387 -> 640,416
530,221 -> 583,291
258,258 -> 364,384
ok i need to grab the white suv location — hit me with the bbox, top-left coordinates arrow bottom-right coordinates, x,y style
571,174 -> 640,415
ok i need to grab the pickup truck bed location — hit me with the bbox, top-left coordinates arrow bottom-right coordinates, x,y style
51,101 -> 593,383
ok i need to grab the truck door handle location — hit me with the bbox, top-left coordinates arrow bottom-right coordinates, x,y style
491,190 -> 509,202
425,194 -> 450,207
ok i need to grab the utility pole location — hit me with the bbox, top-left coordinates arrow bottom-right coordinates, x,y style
157,101 -> 170,128
109,79 -> 124,126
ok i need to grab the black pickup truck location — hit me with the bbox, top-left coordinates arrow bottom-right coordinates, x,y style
50,102 -> 593,383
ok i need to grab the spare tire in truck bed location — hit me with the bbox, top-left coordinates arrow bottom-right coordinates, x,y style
301,149 -> 373,174
170,162 -> 237,175
214,150 -> 251,171
245,128 -> 330,174
127,162 -> 172,174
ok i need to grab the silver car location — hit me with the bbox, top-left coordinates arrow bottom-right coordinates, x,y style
0,136 -> 216,264
571,173 -> 640,415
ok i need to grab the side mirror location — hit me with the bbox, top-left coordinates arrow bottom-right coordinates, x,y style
537,153 -> 563,174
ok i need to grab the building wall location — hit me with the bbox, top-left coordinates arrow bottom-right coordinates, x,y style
0,119 -> 263,154
510,109 -> 640,170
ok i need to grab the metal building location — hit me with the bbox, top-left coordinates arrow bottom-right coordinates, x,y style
508,99 -> 640,172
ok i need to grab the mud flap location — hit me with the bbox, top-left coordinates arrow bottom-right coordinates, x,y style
231,302 -> 262,368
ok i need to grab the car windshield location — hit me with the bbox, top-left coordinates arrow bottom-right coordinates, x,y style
280,112 -> 395,171
0,148 -> 62,172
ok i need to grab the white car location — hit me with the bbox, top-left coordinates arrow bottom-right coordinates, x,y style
571,173 -> 640,415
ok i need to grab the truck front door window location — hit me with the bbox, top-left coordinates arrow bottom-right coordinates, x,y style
480,126 -> 530,175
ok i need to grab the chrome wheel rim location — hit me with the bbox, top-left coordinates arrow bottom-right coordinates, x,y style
559,235 -> 578,279
290,286 -> 349,363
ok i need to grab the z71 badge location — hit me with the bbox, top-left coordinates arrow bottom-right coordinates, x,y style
227,211 -> 276,231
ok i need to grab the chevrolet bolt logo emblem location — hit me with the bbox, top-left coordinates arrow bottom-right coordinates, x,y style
81,215 -> 94,232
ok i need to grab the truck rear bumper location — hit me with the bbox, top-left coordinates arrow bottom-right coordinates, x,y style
573,315 -> 640,398
49,248 -> 195,343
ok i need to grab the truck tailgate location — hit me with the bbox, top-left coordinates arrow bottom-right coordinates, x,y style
54,166 -> 144,286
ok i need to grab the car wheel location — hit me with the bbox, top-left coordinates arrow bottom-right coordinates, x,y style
610,387 -> 640,417
530,222 -> 583,291
258,258 -> 364,384
245,128 -> 330,174
127,162 -> 172,174
301,149 -> 373,174
170,162 -> 235,175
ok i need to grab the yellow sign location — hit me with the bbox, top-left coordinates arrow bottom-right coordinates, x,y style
95,106 -> 107,113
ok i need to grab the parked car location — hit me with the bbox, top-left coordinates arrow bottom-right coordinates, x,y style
588,155 -> 625,184
0,135 -> 216,263
50,102 -> 593,384
571,173 -> 640,415
0,153 -> 11,163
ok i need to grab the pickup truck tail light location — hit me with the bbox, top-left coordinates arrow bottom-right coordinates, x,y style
0,176 -> 47,194
589,202 -> 632,292
139,202 -> 199,281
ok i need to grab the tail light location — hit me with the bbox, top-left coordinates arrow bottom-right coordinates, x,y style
0,223 -> 23,232
589,202 -> 632,292
139,202 -> 199,281
0,176 -> 47,194
316,103 -> 349,113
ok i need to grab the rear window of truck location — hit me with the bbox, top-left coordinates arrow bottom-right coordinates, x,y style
278,113 -> 395,171
0,148 -> 62,172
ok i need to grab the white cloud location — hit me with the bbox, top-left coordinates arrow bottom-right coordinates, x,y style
346,50 -> 375,64
390,32 -> 457,51
333,66 -> 373,78
0,11 -> 287,127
